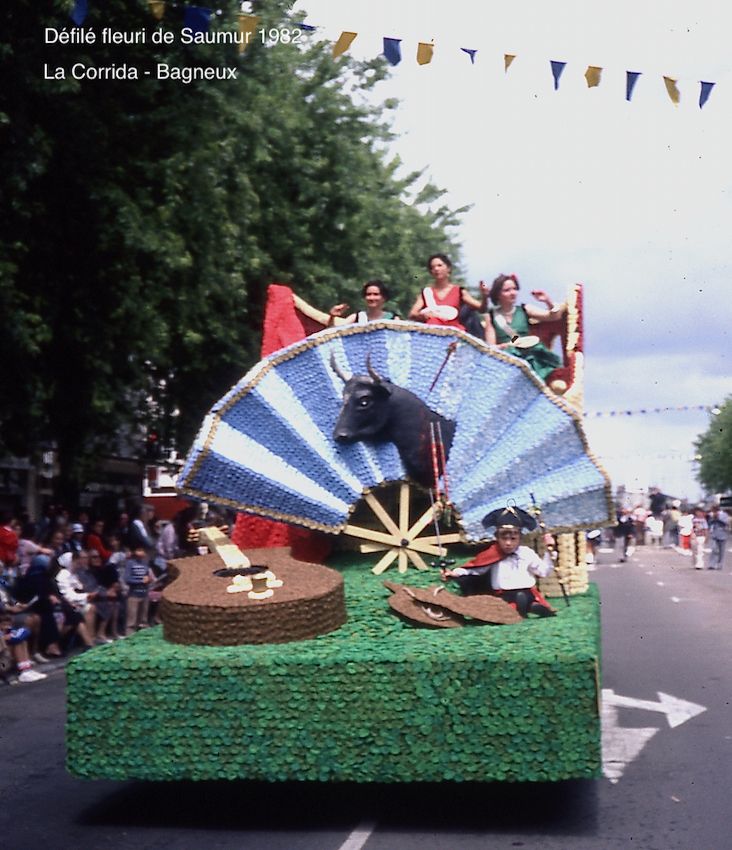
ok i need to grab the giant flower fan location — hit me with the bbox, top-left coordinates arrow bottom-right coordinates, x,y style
178,323 -> 612,542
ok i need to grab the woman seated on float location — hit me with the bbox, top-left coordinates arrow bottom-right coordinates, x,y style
328,280 -> 399,325
407,253 -> 483,331
483,273 -> 566,382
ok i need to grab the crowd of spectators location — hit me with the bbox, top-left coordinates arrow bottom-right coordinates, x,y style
611,492 -> 729,569
1,500 -> 216,686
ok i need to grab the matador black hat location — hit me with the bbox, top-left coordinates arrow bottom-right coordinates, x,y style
481,505 -> 537,531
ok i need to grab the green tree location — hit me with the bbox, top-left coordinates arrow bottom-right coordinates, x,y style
1,0 -> 465,503
695,399 -> 732,493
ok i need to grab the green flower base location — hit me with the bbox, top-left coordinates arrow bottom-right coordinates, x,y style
66,556 -> 601,783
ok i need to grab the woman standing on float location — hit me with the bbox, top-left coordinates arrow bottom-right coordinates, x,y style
484,273 -> 565,381
408,254 -> 483,330
328,280 -> 399,325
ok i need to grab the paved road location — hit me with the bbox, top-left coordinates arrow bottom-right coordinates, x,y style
2,544 -> 730,849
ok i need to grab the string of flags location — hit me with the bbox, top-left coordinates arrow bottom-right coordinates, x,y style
68,1 -> 718,108
340,36 -> 716,109
583,404 -> 719,419
596,450 -> 701,461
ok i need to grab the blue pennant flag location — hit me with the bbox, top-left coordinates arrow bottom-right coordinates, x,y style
184,6 -> 212,34
626,71 -> 641,101
699,81 -> 715,109
300,23 -> 317,32
70,0 -> 88,26
460,48 -> 478,64
383,37 -> 402,66
550,60 -> 566,90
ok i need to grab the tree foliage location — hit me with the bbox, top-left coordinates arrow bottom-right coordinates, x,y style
695,398 -> 732,494
1,0 -> 466,498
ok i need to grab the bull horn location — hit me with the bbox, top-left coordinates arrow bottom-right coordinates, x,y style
365,354 -> 385,383
329,352 -> 351,383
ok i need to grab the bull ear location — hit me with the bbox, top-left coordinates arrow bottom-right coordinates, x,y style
371,381 -> 393,398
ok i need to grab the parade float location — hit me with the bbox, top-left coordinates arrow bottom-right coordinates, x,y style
67,284 -> 612,783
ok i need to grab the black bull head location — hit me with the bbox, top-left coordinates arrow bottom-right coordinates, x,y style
331,353 -> 455,487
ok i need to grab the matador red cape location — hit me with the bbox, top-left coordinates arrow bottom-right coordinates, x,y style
455,540 -> 554,613
460,541 -> 504,569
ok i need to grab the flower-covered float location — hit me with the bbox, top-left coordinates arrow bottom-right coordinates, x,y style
67,292 -> 611,784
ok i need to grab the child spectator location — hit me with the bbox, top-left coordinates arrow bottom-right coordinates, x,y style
124,545 -> 156,634
691,506 -> 709,571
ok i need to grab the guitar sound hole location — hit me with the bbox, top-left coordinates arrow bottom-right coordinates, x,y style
212,565 -> 267,578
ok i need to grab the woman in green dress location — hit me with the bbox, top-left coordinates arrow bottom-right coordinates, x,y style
483,273 -> 566,382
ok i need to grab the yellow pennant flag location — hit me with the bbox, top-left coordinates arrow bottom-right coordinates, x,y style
504,54 -> 516,72
238,14 -> 259,54
663,76 -> 680,104
333,31 -> 357,58
417,42 -> 434,65
148,0 -> 165,21
585,66 -> 602,87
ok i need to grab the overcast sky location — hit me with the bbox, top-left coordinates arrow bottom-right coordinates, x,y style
294,0 -> 732,501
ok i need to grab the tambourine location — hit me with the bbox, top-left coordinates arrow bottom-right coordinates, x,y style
421,305 -> 459,321
511,335 -> 540,349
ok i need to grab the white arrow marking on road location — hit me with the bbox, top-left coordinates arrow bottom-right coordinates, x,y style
603,689 -> 707,729
601,690 -> 707,783
602,703 -> 658,784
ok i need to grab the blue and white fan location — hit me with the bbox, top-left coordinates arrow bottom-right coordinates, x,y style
178,322 -> 612,546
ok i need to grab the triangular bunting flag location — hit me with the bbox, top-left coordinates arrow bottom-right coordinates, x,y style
626,71 -> 641,101
184,6 -> 212,35
383,37 -> 402,66
663,76 -> 680,104
300,23 -> 317,31
332,31 -> 357,58
504,54 -> 516,72
585,66 -> 602,88
550,60 -> 566,90
417,42 -> 434,65
238,13 -> 259,53
699,81 -> 715,109
461,48 -> 477,64
70,0 -> 88,26
148,1 -> 165,21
